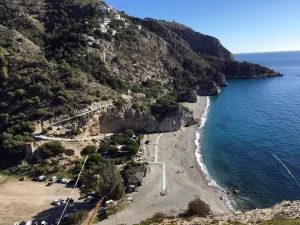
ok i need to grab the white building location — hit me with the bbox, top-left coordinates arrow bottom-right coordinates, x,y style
114,14 -> 121,20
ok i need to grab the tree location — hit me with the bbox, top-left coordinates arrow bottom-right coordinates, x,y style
185,198 -> 211,217
81,145 -> 96,156
63,209 -> 88,225
40,141 -> 65,158
81,159 -> 124,200
123,129 -> 134,138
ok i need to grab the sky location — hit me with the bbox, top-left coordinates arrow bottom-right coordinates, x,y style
106,0 -> 300,53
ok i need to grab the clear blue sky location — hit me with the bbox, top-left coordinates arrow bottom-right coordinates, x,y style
107,0 -> 300,53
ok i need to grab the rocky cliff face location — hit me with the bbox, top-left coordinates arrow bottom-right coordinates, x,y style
155,200 -> 300,224
99,105 -> 197,133
45,105 -> 197,137
161,21 -> 234,61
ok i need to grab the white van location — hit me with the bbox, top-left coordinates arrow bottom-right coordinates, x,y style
26,221 -> 32,225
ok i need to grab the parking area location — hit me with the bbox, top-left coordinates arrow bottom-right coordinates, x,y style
0,177 -> 90,225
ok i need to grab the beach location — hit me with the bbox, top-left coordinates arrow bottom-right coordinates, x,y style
99,96 -> 230,225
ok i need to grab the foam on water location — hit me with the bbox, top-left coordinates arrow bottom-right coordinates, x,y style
194,98 -> 240,211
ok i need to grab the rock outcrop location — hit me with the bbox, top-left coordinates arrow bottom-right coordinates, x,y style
99,105 -> 197,133
161,21 -> 234,61
154,200 -> 300,225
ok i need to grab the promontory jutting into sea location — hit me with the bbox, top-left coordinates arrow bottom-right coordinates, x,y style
0,0 -> 300,224
199,51 -> 300,210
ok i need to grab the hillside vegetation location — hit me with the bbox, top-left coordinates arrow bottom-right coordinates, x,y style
0,0 -> 281,166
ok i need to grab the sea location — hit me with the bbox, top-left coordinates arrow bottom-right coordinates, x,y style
197,51 -> 300,211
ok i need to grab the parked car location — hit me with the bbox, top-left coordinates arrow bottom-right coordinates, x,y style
20,222 -> 26,225
13,222 -> 19,225
47,181 -> 55,186
53,200 -> 61,205
38,176 -> 45,181
41,221 -> 47,225
67,198 -> 74,203
50,176 -> 57,181
26,221 -> 32,225
19,176 -> 26,181
32,221 -> 39,225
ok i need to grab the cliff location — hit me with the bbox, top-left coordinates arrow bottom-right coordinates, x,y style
146,200 -> 300,224
37,104 -> 197,138
0,0 -> 282,163
160,21 -> 234,61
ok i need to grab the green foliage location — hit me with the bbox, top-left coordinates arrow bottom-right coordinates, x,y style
182,198 -> 211,217
81,156 -> 124,200
114,98 -> 126,110
64,149 -> 75,156
152,212 -> 166,219
40,141 -> 65,158
34,165 -> 50,175
98,143 -> 119,155
62,209 -> 89,225
260,218 -> 300,225
151,93 -> 179,118
121,142 -> 139,156
81,145 -> 96,156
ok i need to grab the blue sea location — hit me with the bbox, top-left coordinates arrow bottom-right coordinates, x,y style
198,51 -> 300,210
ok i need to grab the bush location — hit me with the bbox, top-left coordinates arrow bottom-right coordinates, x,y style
184,198 -> 211,217
152,212 -> 166,219
64,149 -> 75,156
40,141 -> 65,158
65,209 -> 88,225
34,165 -> 50,175
81,145 -> 96,156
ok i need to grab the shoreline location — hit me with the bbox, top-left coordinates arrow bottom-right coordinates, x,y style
182,96 -> 231,213
99,96 -> 230,225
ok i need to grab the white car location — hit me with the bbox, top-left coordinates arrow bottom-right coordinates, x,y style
38,176 -> 45,181
53,200 -> 61,205
50,176 -> 57,181
14,223 -> 19,225
41,221 -> 47,225
26,221 -> 32,225
61,200 -> 67,204
87,196 -> 94,200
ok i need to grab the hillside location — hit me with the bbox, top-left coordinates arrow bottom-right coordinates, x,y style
0,0 -> 282,166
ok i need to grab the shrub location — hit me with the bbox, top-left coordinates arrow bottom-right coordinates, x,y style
123,129 -> 134,138
34,165 -> 49,175
152,212 -> 166,219
81,145 -> 96,156
184,198 -> 211,217
40,141 -> 65,158
65,209 -> 88,225
64,149 -> 75,156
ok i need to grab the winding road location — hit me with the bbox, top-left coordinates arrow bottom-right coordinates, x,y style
33,102 -> 114,141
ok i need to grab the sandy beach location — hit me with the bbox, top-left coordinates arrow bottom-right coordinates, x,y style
99,96 -> 230,225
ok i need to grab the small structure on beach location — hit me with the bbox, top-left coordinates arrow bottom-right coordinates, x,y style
127,165 -> 146,192
128,173 -> 143,187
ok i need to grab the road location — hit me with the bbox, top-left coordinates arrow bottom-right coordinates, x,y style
33,102 -> 113,141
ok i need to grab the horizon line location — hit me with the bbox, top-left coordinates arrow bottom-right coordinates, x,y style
234,50 -> 300,54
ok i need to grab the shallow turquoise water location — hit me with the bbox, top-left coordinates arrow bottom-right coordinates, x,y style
199,51 -> 300,210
